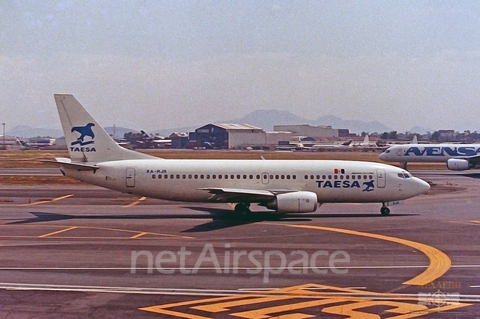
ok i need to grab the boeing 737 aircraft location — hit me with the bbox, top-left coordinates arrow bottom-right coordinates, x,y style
45,94 -> 430,216
380,143 -> 480,171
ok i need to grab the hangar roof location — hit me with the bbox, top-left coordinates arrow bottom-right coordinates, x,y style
198,123 -> 264,131
213,123 -> 262,130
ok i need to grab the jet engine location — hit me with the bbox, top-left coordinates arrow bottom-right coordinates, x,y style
263,191 -> 318,213
447,158 -> 474,171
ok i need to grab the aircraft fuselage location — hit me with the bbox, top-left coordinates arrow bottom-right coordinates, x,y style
64,159 -> 427,204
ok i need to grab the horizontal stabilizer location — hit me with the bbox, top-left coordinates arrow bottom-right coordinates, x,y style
41,158 -> 99,171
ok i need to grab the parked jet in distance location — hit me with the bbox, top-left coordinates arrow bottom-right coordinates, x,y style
309,140 -> 353,151
353,135 -> 377,148
45,94 -> 430,216
379,143 -> 480,170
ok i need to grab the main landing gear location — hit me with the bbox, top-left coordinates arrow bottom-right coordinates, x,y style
380,203 -> 390,216
234,203 -> 251,216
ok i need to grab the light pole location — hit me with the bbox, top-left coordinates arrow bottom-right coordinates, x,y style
2,123 -> 5,146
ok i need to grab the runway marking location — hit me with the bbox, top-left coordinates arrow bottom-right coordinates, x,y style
277,224 -> 451,286
123,196 -> 146,208
38,226 -> 78,238
140,283 -> 473,318
1,264 -> 479,272
17,194 -> 74,206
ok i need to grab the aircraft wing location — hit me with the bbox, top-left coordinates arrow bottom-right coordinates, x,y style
199,187 -> 295,203
465,154 -> 480,165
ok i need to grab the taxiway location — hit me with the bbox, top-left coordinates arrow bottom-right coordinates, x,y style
0,170 -> 479,318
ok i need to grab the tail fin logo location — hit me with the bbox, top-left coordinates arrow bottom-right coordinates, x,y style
71,123 -> 95,146
70,123 -> 97,153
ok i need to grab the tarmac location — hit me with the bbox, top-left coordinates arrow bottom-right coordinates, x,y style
0,169 -> 479,318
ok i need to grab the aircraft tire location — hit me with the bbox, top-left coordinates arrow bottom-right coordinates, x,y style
234,203 -> 251,216
380,206 -> 390,216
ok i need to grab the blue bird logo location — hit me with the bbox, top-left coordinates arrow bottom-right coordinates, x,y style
71,123 -> 95,146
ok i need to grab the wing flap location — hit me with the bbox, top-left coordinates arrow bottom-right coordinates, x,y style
199,187 -> 294,203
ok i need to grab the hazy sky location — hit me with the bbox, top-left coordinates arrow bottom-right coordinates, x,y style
1,0 -> 480,133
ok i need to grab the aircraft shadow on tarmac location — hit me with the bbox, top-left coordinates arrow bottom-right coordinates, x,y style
5,208 -> 416,233
459,173 -> 480,179
429,172 -> 480,179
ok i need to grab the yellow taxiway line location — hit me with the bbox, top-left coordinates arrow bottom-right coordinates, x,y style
17,194 -> 74,207
123,197 -> 146,208
281,224 -> 451,286
38,226 -> 78,238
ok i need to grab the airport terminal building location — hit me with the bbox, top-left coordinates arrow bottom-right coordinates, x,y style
273,124 -> 341,140
194,123 -> 349,149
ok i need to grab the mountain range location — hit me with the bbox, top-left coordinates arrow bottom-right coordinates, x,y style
7,110 -> 428,138
229,110 -> 393,134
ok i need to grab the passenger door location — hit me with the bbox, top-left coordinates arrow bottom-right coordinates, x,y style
376,169 -> 386,188
126,168 -> 136,187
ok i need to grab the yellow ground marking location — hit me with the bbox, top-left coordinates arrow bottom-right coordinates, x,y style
193,295 -> 297,312
140,295 -> 241,319
73,225 -> 193,239
322,299 -> 463,319
38,226 -> 78,238
17,194 -> 74,206
279,224 -> 451,286
231,298 -> 356,319
123,196 -> 146,208
0,224 -> 193,240
140,283 -> 471,318
130,232 -> 148,239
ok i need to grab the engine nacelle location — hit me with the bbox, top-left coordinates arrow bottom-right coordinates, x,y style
447,158 -> 473,171
264,191 -> 318,213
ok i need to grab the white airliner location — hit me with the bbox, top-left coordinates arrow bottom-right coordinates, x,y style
46,94 -> 430,216
380,143 -> 480,171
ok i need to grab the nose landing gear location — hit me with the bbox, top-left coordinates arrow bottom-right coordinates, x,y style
380,203 -> 390,216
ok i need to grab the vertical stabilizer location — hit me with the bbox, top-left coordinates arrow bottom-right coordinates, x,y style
411,135 -> 418,144
55,94 -> 157,162
363,135 -> 370,145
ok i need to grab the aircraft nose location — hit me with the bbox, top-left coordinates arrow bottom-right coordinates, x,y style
379,152 -> 388,160
413,178 -> 430,194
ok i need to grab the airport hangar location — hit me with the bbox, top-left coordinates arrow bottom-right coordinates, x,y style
194,123 -> 351,149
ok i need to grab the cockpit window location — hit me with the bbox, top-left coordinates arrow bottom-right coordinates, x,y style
398,172 -> 411,179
